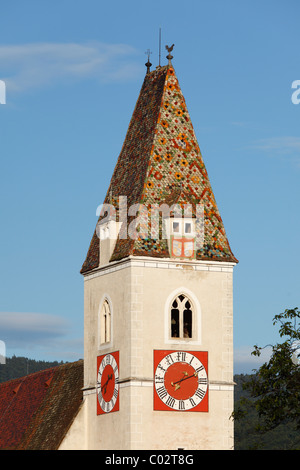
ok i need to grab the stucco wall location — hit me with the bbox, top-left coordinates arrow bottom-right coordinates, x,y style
80,256 -> 235,450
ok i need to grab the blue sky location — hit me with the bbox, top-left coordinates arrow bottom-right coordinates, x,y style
0,0 -> 299,373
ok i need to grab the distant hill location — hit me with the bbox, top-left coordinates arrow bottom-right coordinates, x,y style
0,355 -> 65,383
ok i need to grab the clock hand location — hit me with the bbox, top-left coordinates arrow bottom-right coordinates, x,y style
171,371 -> 198,390
101,374 -> 113,394
171,372 -> 188,390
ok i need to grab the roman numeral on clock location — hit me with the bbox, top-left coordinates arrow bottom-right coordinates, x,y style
195,388 -> 206,400
178,400 -> 185,410
155,375 -> 164,383
165,396 -> 175,408
156,386 -> 168,399
198,377 -> 207,385
165,354 -> 174,366
177,351 -> 186,362
189,397 -> 196,407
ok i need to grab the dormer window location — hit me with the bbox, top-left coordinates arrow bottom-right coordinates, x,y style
184,222 -> 192,234
98,218 -> 118,241
173,221 -> 180,233
97,215 -> 120,266
171,219 -> 195,237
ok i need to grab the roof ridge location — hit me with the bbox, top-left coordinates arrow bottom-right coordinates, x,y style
0,359 -> 83,387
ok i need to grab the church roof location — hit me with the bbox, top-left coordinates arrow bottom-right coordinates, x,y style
81,60 -> 237,274
0,360 -> 83,450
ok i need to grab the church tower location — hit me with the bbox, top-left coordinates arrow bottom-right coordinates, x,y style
80,47 -> 238,450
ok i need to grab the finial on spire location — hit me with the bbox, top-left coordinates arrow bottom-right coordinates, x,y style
145,49 -> 152,74
159,28 -> 162,66
165,44 -> 174,66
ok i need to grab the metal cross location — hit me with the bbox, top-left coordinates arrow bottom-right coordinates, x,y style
145,49 -> 152,74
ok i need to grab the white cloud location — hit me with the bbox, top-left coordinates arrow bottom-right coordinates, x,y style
251,137 -> 300,154
234,345 -> 272,374
0,41 -> 141,92
0,312 -> 68,340
0,312 -> 82,361
247,136 -> 300,169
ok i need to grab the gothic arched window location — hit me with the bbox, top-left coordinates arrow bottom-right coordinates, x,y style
100,299 -> 111,345
170,294 -> 193,339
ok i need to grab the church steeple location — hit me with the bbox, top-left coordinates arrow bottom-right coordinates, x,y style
81,54 -> 237,274
81,50 -> 237,451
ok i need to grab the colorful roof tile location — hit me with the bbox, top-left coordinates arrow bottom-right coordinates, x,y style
81,64 -> 237,274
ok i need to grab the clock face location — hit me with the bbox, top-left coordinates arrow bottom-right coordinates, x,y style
97,351 -> 119,415
154,350 -> 208,412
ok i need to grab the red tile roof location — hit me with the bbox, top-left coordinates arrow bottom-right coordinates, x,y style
0,360 -> 83,450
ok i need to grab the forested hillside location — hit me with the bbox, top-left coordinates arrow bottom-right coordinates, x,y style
0,355 -> 65,383
234,374 -> 299,450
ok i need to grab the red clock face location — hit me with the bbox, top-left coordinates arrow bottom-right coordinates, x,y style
154,350 -> 208,412
97,351 -> 119,415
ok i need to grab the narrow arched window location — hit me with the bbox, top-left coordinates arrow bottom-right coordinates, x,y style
170,294 -> 193,339
100,299 -> 111,345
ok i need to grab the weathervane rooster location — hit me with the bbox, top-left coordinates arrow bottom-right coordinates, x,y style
165,44 -> 175,65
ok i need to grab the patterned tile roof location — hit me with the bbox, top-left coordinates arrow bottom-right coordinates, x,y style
0,360 -> 83,450
81,64 -> 237,274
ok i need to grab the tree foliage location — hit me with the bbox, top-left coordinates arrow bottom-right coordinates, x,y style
234,308 -> 300,449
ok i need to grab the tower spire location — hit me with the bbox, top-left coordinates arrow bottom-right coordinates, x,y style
81,60 -> 237,274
